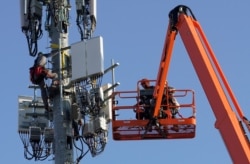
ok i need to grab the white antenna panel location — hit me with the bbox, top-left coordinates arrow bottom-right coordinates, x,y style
83,121 -> 95,137
101,83 -> 112,123
89,0 -> 97,21
94,116 -> 107,132
71,36 -> 104,81
20,0 -> 28,29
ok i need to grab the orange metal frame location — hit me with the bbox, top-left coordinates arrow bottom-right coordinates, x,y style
112,5 -> 250,163
164,5 -> 249,164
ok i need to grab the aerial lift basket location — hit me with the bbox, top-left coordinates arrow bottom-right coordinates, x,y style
112,89 -> 196,140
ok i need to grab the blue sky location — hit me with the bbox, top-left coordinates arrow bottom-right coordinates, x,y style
1,0 -> 250,163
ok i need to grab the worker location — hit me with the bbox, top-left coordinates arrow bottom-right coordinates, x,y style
140,78 -> 154,90
135,78 -> 155,120
166,86 -> 180,132
166,86 -> 180,118
135,78 -> 180,119
30,52 -> 58,114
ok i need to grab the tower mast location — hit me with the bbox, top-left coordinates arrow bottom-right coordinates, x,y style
49,1 -> 73,163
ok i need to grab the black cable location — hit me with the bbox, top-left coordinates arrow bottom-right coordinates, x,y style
77,137 -> 90,162
23,0 -> 43,57
26,35 -> 37,57
76,14 -> 84,40
73,136 -> 90,163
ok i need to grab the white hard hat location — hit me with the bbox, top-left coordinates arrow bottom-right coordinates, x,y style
36,55 -> 47,66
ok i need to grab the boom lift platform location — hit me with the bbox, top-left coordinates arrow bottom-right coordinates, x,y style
112,80 -> 196,140
113,5 -> 250,163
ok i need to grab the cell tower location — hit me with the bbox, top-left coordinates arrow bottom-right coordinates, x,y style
18,0 -> 119,163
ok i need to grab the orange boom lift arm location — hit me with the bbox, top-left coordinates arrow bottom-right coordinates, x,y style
153,5 -> 250,163
112,5 -> 250,163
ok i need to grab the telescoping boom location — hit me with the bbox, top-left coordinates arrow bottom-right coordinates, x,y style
112,5 -> 250,164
